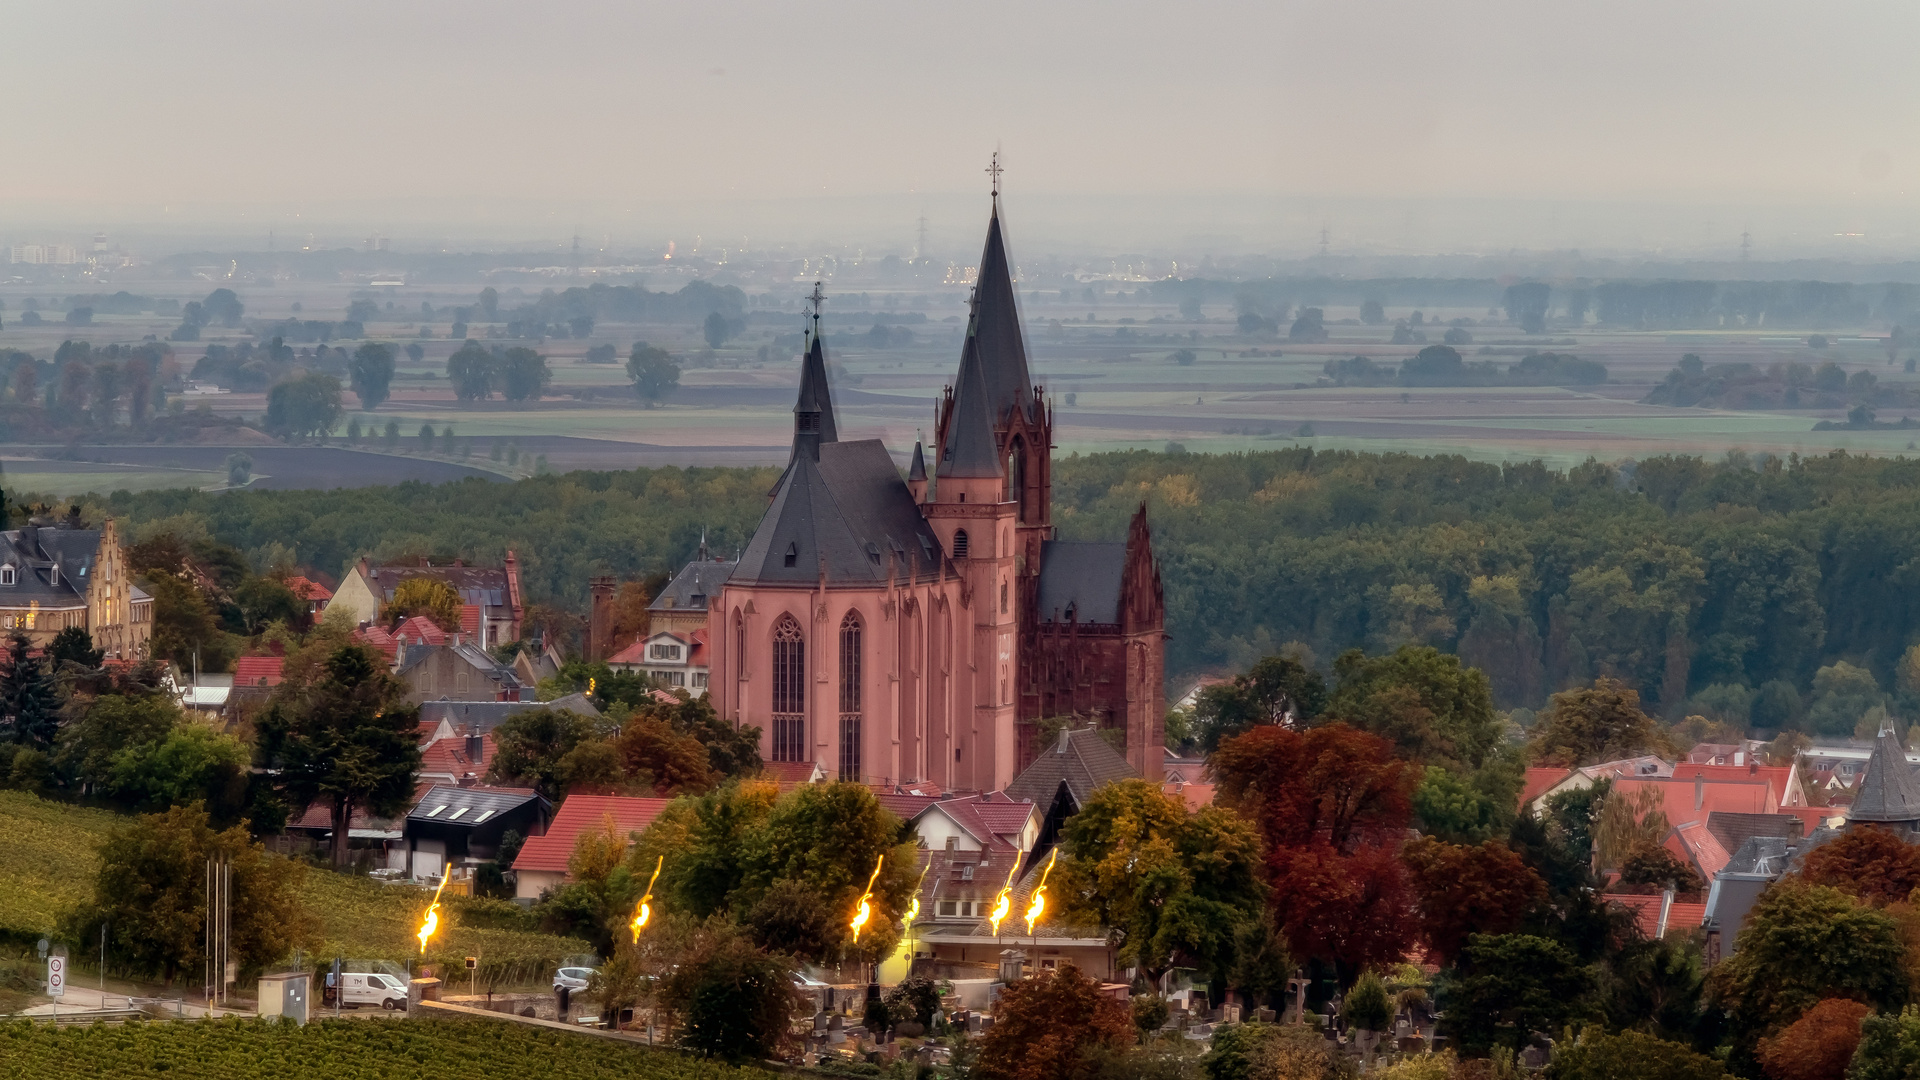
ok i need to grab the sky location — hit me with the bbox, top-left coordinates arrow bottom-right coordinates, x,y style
6,0 -> 1920,255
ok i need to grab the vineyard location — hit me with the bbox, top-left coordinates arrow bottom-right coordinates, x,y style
0,791 -> 589,988
0,1013 -> 782,1078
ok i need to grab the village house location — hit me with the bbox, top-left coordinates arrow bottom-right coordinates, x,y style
0,517 -> 152,659
508,793 -> 673,901
330,554 -> 524,646
395,640 -> 526,704
607,628 -> 709,695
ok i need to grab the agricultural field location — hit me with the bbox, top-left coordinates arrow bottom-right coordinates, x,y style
0,447 -> 503,499
0,1012 -> 778,1079
0,792 -> 588,991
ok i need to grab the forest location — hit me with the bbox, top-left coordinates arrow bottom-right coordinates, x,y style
37,445 -> 1920,739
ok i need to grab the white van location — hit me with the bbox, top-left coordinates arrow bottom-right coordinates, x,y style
323,971 -> 409,1010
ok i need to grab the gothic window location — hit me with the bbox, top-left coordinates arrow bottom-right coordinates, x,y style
953,530 -> 969,559
1000,581 -> 1008,613
839,611 -> 862,780
771,615 -> 805,761
1009,437 -> 1028,523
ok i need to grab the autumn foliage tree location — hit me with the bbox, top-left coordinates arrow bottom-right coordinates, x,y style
975,964 -> 1133,1080
1402,836 -> 1548,965
1800,826 -> 1920,905
1211,722 -> 1416,850
1530,677 -> 1675,767
1267,842 -> 1418,986
1756,998 -> 1871,1080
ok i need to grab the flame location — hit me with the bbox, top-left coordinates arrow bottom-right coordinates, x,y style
1023,849 -> 1058,936
630,855 -> 664,943
416,872 -> 451,955
987,860 -> 1019,937
849,855 -> 884,943
901,859 -> 931,932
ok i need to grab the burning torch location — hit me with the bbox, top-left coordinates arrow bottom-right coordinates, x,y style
849,855 -> 884,943
416,871 -> 451,955
987,860 -> 1020,937
630,855 -> 664,943
1023,849 -> 1057,936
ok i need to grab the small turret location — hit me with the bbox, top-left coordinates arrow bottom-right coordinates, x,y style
907,440 -> 928,503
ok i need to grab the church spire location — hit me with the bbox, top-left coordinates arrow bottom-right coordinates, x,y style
955,157 -> 1034,428
792,282 -> 838,460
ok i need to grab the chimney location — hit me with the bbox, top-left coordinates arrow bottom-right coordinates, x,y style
465,727 -> 484,764
587,576 -> 615,663
1694,772 -> 1705,811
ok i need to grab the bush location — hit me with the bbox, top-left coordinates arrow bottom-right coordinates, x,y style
660,923 -> 799,1061
977,964 -> 1133,1080
1546,1030 -> 1728,1080
1756,998 -> 1870,1080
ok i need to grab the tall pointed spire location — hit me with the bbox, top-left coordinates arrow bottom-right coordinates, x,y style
938,323 -> 1002,479
952,157 -> 1034,429
791,282 -> 838,461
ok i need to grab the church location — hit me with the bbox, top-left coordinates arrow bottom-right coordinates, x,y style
707,180 -> 1167,794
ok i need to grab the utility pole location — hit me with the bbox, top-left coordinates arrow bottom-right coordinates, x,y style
1740,229 -> 1752,262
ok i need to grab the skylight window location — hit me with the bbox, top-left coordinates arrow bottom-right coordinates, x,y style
426,804 -> 448,817
474,809 -> 495,823
449,807 -> 470,820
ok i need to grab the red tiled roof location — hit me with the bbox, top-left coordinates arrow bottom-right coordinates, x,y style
1163,781 -> 1216,810
688,627 -> 707,667
607,639 -> 648,666
233,655 -> 285,688
392,615 -> 448,646
285,575 -> 334,602
875,793 -> 941,821
762,761 -> 823,785
511,794 -> 673,874
1672,762 -> 1799,806
1782,804 -> 1846,834
1666,819 -> 1733,881
420,733 -> 496,778
354,625 -> 399,659
461,605 -> 481,636
1521,767 -> 1574,809
1606,893 -> 1708,938
1610,776 -> 1778,827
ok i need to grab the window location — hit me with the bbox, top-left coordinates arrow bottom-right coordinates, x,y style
839,612 -> 862,780
771,615 -> 805,761
473,810 -> 495,823
448,807 -> 470,820
938,900 -> 957,917
651,642 -> 681,660
1000,581 -> 1008,613
426,804 -> 448,817
952,529 -> 969,559
784,541 -> 799,568
0,566 -> 13,586
692,672 -> 708,689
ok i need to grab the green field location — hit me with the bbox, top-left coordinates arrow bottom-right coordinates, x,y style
0,792 -> 588,987
1,465 -> 228,498
0,1013 -> 778,1079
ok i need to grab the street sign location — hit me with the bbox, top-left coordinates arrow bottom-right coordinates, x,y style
46,955 -> 65,997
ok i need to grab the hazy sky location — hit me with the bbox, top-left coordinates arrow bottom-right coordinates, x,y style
7,1 -> 1920,252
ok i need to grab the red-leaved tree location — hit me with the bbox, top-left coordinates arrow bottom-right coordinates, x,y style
1268,842 -> 1418,985
1211,723 -> 1416,850
1401,836 -> 1548,965
1799,826 -> 1920,906
1756,998 -> 1871,1080
975,964 -> 1134,1080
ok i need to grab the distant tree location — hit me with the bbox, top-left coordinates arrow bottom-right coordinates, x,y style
404,342 -> 424,362
1170,348 -> 1197,366
264,373 -> 343,443
347,342 -> 395,410
233,576 -> 302,634
1190,653 -> 1327,751
1548,1030 -> 1729,1080
1617,841 -> 1705,894
628,342 -> 681,406
612,712 -> 714,795
48,625 -> 103,668
54,694 -> 176,794
1359,299 -> 1386,325
1266,841 -> 1417,986
440,425 -> 456,455
1530,678 -> 1674,766
568,314 -> 594,339
488,707 -> 601,799
0,632 -> 59,750
1799,825 -> 1920,904
1400,345 -> 1467,385
1504,283 -> 1552,334
346,298 -> 378,323
141,571 -> 231,674
1401,836 -> 1547,965
1179,296 -> 1204,321
203,288 -> 245,327
976,964 -> 1133,1080
1806,661 -> 1883,737
382,419 -> 400,449
743,878 -> 837,962
1441,933 -> 1596,1057
1287,307 -> 1328,343
1326,645 -> 1504,771
498,347 -> 551,402
387,577 -> 462,631
225,451 -> 252,488
1442,326 -> 1473,346
66,804 -> 312,984
1756,997 -> 1869,1080
446,341 -> 497,400
255,644 -> 423,867
417,423 -> 434,451
345,417 -> 361,442
702,311 -> 736,348
107,723 -> 249,813
1345,968 -> 1393,1034
65,306 -> 93,326
450,320 -> 468,339
478,286 -> 498,319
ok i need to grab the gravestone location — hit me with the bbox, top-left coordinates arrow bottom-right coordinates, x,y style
1254,1007 -> 1275,1023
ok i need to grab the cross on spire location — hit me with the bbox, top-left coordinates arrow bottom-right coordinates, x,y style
803,280 -> 825,343
986,151 -> 1003,202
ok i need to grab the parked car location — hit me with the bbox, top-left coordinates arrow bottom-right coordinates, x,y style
554,966 -> 596,993
323,971 -> 409,1010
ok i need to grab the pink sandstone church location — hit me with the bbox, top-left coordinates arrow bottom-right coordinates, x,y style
707,182 -> 1167,794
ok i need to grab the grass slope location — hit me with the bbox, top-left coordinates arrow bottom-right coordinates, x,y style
0,1013 -> 778,1079
0,792 -> 588,984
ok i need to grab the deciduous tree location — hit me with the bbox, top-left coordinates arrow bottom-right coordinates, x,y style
1441,933 -> 1596,1058
660,922 -> 799,1061
1799,825 -> 1920,905
1190,653 -> 1326,752
1267,842 -> 1417,986
1211,723 -> 1415,850
347,342 -> 395,410
1756,997 -> 1870,1080
628,343 -> 680,406
1325,645 -> 1503,771
1402,836 -> 1547,965
446,341 -> 496,401
1530,678 -> 1674,767
386,576 -> 463,631
976,964 -> 1133,1080
264,373 -> 343,443
1547,1030 -> 1728,1080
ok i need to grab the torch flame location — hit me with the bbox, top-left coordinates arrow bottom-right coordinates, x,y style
987,859 -> 1020,937
849,855 -> 884,943
416,871 -> 451,955
1023,849 -> 1057,936
901,858 -> 931,932
630,855 -> 664,943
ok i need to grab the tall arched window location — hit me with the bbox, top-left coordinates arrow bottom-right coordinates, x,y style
771,615 -> 805,762
1009,437 -> 1028,523
952,529 -> 969,559
838,611 -> 862,781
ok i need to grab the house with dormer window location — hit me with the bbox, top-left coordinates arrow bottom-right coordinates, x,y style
607,628 -> 710,696
0,516 -> 150,659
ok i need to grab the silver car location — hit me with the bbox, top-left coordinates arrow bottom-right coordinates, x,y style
553,966 -> 595,993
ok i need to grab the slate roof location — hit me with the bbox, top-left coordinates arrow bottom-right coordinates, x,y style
365,563 -> 511,612
1705,811 -> 1803,854
416,694 -> 599,735
1035,540 -> 1128,624
1005,727 -> 1139,809
796,331 -> 839,446
967,206 -> 1035,424
511,794 -> 673,874
937,328 -> 1004,479
0,526 -> 101,606
650,559 -> 737,613
735,438 -> 946,587
1847,731 -> 1920,822
406,784 -> 546,828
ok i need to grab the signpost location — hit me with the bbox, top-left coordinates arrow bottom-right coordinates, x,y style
46,954 -> 65,997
